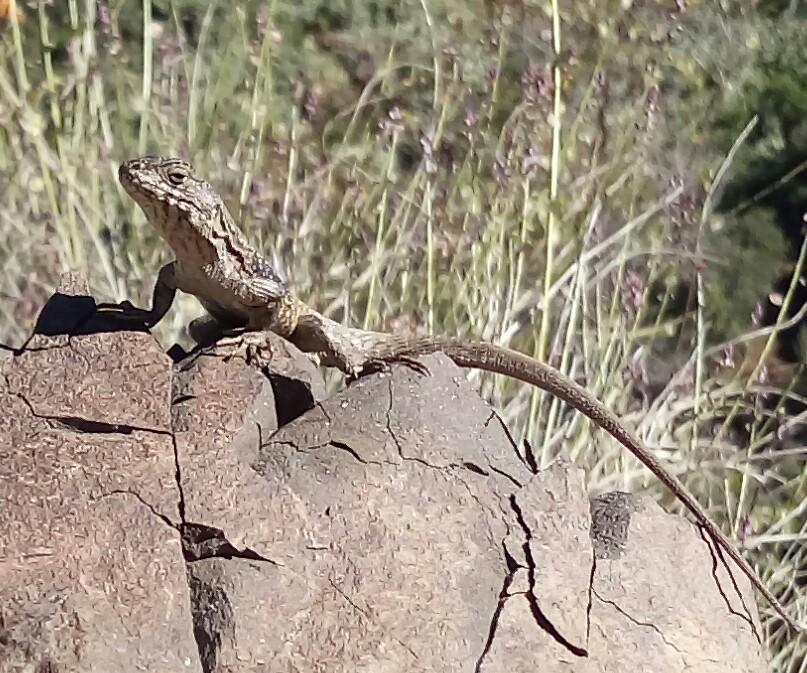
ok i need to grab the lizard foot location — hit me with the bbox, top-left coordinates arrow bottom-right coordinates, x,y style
215,332 -> 274,368
392,355 -> 431,376
361,356 -> 431,378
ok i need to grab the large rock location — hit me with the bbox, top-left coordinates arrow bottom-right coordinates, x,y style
0,275 -> 767,672
0,274 -> 199,672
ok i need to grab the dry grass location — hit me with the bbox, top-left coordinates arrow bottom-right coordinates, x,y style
0,0 -> 804,663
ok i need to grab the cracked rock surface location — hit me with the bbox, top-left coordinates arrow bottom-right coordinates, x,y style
1,274 -> 198,672
1,275 -> 766,672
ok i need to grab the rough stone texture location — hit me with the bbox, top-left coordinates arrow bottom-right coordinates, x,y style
180,352 -> 766,673
182,354 -> 538,671
174,329 -> 325,555
0,275 -> 200,672
588,494 -> 765,672
0,275 -> 768,672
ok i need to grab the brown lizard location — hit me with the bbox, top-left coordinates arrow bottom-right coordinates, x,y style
107,155 -> 800,631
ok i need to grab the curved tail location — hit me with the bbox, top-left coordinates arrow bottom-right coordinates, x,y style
382,335 -> 800,631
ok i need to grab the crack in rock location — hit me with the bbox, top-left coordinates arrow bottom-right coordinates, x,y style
9,386 -> 170,436
592,588 -> 685,656
328,440 -> 386,466
509,493 -> 588,658
486,463 -> 522,488
697,526 -> 760,642
482,408 -> 537,473
586,553 -> 596,646
473,540 -> 518,673
187,568 -> 234,673
182,523 -> 282,566
92,489 -> 179,529
462,461 -> 489,476
384,376 -> 491,477
328,577 -> 420,661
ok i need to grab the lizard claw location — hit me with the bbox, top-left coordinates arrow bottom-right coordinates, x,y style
360,356 -> 430,377
391,355 -> 431,377
215,332 -> 274,368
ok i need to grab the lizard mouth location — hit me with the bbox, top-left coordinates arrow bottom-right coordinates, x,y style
117,158 -> 161,210
118,155 -> 165,188
117,160 -> 139,197
118,159 -> 143,192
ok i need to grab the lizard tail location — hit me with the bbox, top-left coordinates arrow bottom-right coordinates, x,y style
379,335 -> 801,631
281,308 -> 799,630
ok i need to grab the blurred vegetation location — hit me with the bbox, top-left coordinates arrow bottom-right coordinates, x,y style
0,0 -> 804,662
705,11 -> 807,356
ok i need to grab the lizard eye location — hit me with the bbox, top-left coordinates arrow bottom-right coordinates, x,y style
165,166 -> 189,185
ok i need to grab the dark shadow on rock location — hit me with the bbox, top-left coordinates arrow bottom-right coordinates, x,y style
12,272 -> 152,348
33,293 -> 149,338
186,568 -> 232,673
1,292 -> 151,355
182,523 -> 278,564
589,492 -> 635,560
167,343 -> 191,363
267,372 -> 316,426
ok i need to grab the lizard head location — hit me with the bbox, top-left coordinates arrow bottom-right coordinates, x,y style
118,156 -> 227,248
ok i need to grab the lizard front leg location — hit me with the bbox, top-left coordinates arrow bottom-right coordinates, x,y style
96,261 -> 178,328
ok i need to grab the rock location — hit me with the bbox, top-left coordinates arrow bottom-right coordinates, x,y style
588,493 -> 765,671
0,274 -> 767,672
0,276 -> 199,672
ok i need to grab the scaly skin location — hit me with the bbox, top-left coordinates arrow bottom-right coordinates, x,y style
110,155 -> 800,631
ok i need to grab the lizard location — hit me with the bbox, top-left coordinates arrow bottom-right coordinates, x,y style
105,154 -> 801,632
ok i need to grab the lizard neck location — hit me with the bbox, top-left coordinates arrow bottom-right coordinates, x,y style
160,203 -> 259,274
204,206 -> 259,274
